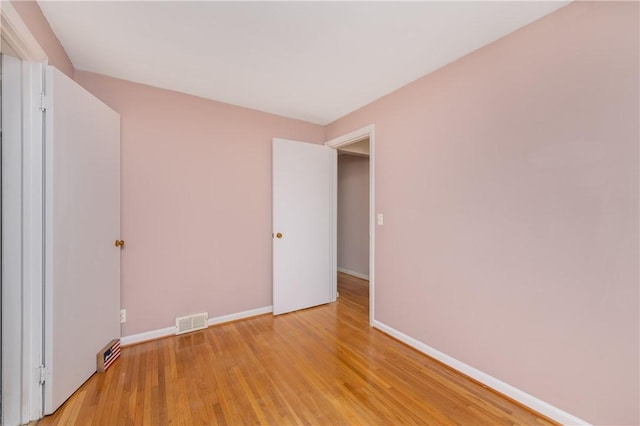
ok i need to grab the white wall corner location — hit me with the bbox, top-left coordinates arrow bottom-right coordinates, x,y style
372,320 -> 591,426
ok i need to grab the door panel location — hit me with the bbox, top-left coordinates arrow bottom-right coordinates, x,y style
44,67 -> 121,414
272,138 -> 335,315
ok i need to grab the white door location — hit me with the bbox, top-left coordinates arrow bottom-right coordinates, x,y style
272,138 -> 336,315
44,67 -> 121,414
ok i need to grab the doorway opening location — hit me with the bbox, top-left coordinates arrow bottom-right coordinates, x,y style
325,125 -> 375,325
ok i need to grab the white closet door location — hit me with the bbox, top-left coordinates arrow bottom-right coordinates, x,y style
44,67 -> 121,414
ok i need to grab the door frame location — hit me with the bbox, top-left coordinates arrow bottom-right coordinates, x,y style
1,2 -> 47,62
2,55 -> 45,426
325,125 -> 375,325
1,3 -> 48,423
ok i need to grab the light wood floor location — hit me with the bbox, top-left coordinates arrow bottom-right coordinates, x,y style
39,273 -> 556,425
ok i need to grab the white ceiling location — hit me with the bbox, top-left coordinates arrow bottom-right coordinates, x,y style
38,1 -> 569,125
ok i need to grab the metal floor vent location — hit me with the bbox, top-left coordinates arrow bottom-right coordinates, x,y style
176,312 -> 208,335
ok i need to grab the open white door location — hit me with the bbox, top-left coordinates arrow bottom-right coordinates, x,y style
44,67 -> 121,414
272,138 -> 336,315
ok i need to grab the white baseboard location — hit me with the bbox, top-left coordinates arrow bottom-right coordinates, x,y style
337,267 -> 369,280
207,306 -> 272,326
372,320 -> 590,426
120,325 -> 175,346
121,305 -> 273,346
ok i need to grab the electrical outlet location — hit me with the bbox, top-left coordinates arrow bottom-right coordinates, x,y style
120,309 -> 127,323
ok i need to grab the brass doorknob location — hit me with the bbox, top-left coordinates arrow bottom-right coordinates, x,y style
275,233 -> 283,239
115,240 -> 125,248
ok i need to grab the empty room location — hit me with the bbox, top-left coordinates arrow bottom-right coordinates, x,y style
1,1 -> 638,425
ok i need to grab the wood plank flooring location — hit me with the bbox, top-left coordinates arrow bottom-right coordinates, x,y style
39,273 -> 556,425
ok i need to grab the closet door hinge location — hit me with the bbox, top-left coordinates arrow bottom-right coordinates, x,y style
39,365 -> 47,385
40,92 -> 47,112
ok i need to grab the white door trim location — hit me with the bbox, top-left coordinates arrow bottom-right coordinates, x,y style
325,125 -> 375,325
1,57 -> 46,425
2,52 -> 26,426
1,4 -> 48,423
21,59 -> 46,424
0,2 -> 47,61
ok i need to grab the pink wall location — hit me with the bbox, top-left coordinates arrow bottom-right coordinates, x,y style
10,0 -> 73,78
337,154 -> 369,276
74,71 -> 325,336
326,2 -> 639,424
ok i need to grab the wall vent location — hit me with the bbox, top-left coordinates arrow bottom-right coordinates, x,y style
175,312 -> 208,335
